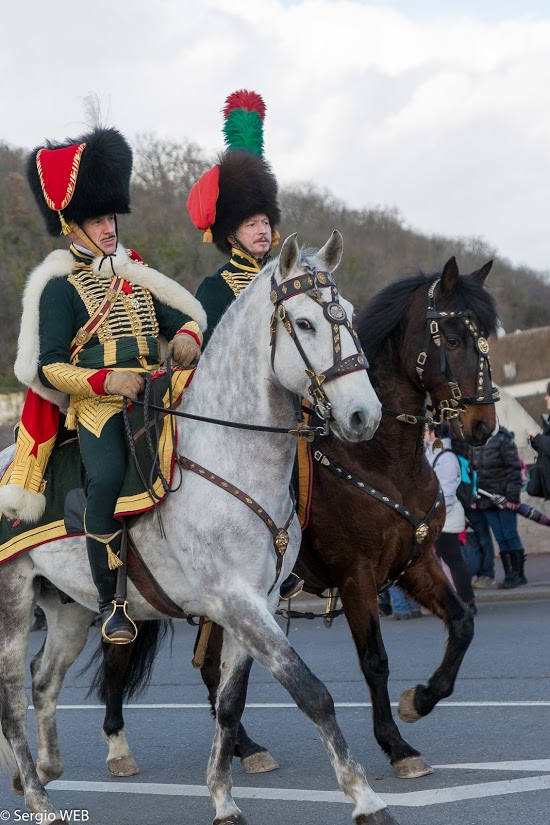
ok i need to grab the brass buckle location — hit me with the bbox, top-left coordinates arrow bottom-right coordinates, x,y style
289,424 -> 315,442
313,450 -> 330,466
396,413 -> 419,425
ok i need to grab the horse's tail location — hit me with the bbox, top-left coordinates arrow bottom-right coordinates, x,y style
80,620 -> 172,702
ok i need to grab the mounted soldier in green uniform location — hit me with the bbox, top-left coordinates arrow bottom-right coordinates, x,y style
187,90 -> 302,599
0,127 -> 206,643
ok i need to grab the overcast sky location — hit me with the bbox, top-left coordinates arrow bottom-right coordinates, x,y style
2,0 -> 549,273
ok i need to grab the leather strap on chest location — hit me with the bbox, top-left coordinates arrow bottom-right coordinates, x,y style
70,274 -> 125,360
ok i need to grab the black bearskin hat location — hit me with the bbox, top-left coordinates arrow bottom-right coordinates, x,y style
187,89 -> 280,255
27,127 -> 132,236
212,150 -> 280,255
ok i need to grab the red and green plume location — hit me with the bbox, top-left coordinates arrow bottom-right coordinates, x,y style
222,89 -> 266,157
187,88 -> 280,254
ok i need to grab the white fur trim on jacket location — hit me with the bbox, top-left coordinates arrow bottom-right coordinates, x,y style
14,244 -> 207,405
0,486 -> 46,524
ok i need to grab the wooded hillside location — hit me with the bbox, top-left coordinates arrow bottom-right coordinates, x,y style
1,135 -> 548,388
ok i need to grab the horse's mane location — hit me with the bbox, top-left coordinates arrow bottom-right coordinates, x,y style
356,269 -> 499,361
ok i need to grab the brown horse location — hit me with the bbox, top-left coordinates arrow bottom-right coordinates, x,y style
32,256 -> 499,785
294,255 -> 498,776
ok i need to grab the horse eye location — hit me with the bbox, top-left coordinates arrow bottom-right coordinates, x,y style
446,336 -> 460,348
297,318 -> 313,331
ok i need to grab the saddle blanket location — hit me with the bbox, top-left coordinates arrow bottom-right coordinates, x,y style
0,368 -> 193,565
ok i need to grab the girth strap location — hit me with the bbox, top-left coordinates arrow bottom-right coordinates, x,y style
312,448 -> 444,593
126,538 -> 190,620
179,456 -> 295,595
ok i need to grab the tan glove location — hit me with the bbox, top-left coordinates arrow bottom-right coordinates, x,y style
103,371 -> 145,401
166,334 -> 201,368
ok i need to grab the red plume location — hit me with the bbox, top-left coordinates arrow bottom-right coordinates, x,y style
222,90 -> 266,120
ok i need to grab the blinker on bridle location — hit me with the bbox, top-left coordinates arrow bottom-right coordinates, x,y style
416,277 -> 500,425
269,269 -> 369,428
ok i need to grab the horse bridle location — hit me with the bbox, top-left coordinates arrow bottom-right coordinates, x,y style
411,277 -> 499,425
269,268 -> 369,425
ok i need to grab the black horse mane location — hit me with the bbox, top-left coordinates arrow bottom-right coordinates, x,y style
356,268 -> 499,361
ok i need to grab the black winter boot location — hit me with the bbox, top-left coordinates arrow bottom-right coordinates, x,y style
512,550 -> 528,586
498,551 -> 521,589
280,573 -> 304,600
30,606 -> 47,632
86,535 -> 137,644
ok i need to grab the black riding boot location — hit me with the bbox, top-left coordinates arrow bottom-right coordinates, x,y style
512,550 -> 528,586
498,551 -> 521,589
280,573 -> 304,600
86,535 -> 137,644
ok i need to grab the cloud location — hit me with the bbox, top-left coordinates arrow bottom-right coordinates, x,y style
2,0 -> 549,271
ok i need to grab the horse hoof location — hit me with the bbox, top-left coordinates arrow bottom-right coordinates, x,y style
213,815 -> 248,825
398,687 -> 422,723
11,770 -> 23,795
355,808 -> 401,824
241,749 -> 279,773
108,755 -> 140,776
392,755 -> 434,778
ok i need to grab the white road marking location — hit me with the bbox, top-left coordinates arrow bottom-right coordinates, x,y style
436,760 -> 550,772
41,700 -> 550,710
47,771 -> 550,807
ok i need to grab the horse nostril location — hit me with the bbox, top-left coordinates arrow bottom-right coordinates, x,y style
473,419 -> 491,445
351,410 -> 367,434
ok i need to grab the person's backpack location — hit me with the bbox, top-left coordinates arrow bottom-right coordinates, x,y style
519,456 -> 528,489
433,449 -> 478,509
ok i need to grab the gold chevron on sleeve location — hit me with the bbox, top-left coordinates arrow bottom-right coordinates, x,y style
179,321 -> 203,345
8,421 -> 56,494
42,362 -> 105,397
74,396 -> 123,437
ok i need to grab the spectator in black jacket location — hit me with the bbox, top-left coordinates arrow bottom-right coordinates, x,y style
473,426 -> 527,589
526,382 -> 550,500
452,437 -> 496,588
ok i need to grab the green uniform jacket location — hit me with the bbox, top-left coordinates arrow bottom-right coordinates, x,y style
38,249 -> 192,388
195,248 -> 262,347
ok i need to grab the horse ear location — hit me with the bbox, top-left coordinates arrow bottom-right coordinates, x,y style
316,230 -> 343,272
278,233 -> 300,280
471,260 -> 493,283
440,256 -> 459,292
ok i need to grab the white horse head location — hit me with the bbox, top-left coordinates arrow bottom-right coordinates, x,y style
266,230 -> 381,442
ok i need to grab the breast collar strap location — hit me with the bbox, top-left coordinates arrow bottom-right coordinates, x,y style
312,447 -> 444,593
179,456 -> 295,595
